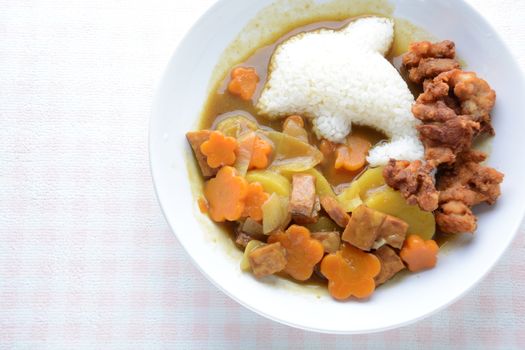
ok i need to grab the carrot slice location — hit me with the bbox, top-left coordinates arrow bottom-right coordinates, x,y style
400,234 -> 439,272
198,197 -> 208,214
320,243 -> 380,300
268,225 -> 324,281
200,131 -> 238,168
242,182 -> 270,221
334,135 -> 372,171
249,136 -> 272,170
228,67 -> 260,100
203,166 -> 248,222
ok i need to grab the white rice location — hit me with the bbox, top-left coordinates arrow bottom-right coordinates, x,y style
256,17 -> 424,166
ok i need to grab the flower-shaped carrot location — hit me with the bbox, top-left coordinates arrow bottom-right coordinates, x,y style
335,135 -> 371,171
228,67 -> 260,100
400,234 -> 439,272
268,225 -> 324,281
320,244 -> 380,300
203,166 -> 248,222
249,136 -> 272,170
200,131 -> 238,168
198,197 -> 208,214
242,182 -> 270,221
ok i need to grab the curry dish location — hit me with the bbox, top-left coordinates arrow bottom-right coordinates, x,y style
186,16 -> 503,301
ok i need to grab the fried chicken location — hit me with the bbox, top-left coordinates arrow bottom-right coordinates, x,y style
435,150 -> 504,234
412,100 -> 457,122
437,150 -> 504,206
417,116 -> 480,166
435,200 -> 477,234
408,58 -> 460,84
447,70 -> 496,134
402,40 -> 456,69
410,68 -> 495,166
426,70 -> 496,132
401,40 -> 504,235
383,159 -> 439,211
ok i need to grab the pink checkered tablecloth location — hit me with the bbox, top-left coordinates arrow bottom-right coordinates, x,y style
1,0 -> 524,348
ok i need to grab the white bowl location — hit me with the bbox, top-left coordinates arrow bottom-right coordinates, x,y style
150,0 -> 525,334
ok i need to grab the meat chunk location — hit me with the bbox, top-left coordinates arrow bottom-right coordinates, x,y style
417,116 -> 480,166
435,200 -> 477,234
289,174 -> 319,224
320,195 -> 350,228
408,58 -> 460,84
402,40 -> 456,68
436,150 -> 504,234
186,130 -> 217,177
342,205 -> 386,250
438,150 -> 504,206
235,219 -> 265,249
342,205 -> 409,251
373,245 -> 405,285
235,232 -> 256,249
248,243 -> 287,278
383,160 -> 439,211
417,79 -> 450,104
412,100 -> 457,122
424,147 -> 455,166
311,231 -> 341,254
420,69 -> 496,134
376,215 -> 408,249
447,70 -> 496,132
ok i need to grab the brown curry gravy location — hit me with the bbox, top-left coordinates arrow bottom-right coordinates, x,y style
198,16 -> 450,251
200,17 -> 390,187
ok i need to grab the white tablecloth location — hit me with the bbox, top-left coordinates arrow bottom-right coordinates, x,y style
1,0 -> 524,348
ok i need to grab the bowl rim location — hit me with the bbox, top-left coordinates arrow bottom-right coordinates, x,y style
149,0 -> 525,334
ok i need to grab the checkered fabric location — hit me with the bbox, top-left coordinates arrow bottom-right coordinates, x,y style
1,0 -> 524,348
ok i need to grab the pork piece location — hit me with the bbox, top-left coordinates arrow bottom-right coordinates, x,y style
289,174 -> 319,224
402,40 -> 456,68
235,232 -> 253,249
248,243 -> 287,278
342,205 -> 408,251
373,245 -> 405,285
436,150 -> 504,234
408,58 -> 460,84
311,231 -> 341,254
235,219 -> 265,249
320,195 -> 350,228
412,100 -> 457,122
342,205 -> 385,250
417,116 -> 481,166
186,130 -> 217,177
383,160 -> 439,211
376,215 -> 408,249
